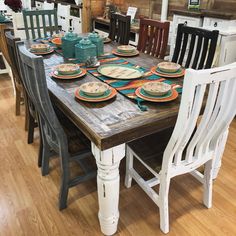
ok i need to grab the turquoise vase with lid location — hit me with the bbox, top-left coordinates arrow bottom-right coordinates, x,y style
61,31 -> 82,58
88,32 -> 104,56
75,37 -> 97,63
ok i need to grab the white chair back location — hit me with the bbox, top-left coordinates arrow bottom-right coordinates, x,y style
163,63 -> 236,176
57,3 -> 71,32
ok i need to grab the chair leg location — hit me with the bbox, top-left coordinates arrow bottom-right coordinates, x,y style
59,154 -> 70,210
125,145 -> 133,188
38,131 -> 43,168
41,140 -> 51,176
15,89 -> 21,116
27,112 -> 35,144
159,177 -> 171,234
203,160 -> 213,208
24,101 -> 29,131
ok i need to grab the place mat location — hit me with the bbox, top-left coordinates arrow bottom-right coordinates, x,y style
84,54 -> 182,111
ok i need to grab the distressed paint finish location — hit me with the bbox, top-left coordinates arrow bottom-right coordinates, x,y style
91,142 -> 125,235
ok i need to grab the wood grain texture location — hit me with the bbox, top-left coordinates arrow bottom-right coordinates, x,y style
1,73 -> 236,235
31,42 -> 182,150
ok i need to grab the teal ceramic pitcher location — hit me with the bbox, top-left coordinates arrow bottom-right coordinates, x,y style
75,37 -> 97,63
88,32 -> 104,56
61,31 -> 82,58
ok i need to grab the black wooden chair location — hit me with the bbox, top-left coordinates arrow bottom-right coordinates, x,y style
16,42 -> 96,210
172,24 -> 219,69
109,13 -> 131,45
5,30 -> 39,148
137,18 -> 169,59
22,9 -> 59,39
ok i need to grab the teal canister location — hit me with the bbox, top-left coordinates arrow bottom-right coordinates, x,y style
88,32 -> 104,56
61,31 -> 82,58
75,37 -> 97,63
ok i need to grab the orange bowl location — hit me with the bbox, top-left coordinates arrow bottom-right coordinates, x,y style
51,37 -> 62,48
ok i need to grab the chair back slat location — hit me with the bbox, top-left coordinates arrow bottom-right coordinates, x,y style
178,33 -> 189,65
163,63 -> 236,176
35,14 -> 41,39
29,15 -> 36,39
137,18 -> 169,59
185,34 -> 196,68
109,13 -> 131,45
192,36 -> 203,69
42,14 -> 47,37
172,24 -> 219,69
22,9 -> 58,39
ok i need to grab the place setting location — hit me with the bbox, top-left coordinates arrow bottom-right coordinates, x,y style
50,63 -> 87,79
151,61 -> 185,78
112,45 -> 139,57
135,81 -> 179,102
74,81 -> 117,102
29,44 -> 54,55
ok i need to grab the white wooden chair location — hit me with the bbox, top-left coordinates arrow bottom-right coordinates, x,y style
125,62 -> 236,234
57,3 -> 71,32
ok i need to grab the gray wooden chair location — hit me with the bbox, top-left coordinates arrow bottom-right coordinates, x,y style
16,42 -> 96,210
22,9 -> 59,39
4,30 -> 39,147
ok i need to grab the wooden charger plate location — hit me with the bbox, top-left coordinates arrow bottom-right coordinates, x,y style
30,47 -> 54,55
50,68 -> 87,79
135,87 -> 178,102
75,87 -> 117,102
97,64 -> 143,80
151,66 -> 185,78
112,49 -> 139,57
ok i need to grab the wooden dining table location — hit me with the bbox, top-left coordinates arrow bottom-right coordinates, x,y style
27,41 -> 183,235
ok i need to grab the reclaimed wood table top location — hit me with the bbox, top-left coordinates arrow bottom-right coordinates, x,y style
32,42 -> 183,150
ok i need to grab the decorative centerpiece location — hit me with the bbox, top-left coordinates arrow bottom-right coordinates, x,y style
88,32 -> 104,56
75,37 -> 97,63
61,31 -> 82,58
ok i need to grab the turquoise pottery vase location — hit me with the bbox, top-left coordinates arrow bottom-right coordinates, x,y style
0,13 -> 6,22
75,37 -> 97,63
61,31 -> 82,58
88,32 -> 104,56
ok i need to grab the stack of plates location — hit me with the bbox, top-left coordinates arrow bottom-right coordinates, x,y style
136,81 -> 178,102
112,45 -> 139,57
50,63 -> 86,79
75,82 -> 117,102
151,62 -> 184,78
30,44 -> 54,55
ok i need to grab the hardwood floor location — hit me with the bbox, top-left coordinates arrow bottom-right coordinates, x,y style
1,74 -> 236,236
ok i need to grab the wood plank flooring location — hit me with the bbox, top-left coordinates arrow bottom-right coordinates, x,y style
1,74 -> 236,236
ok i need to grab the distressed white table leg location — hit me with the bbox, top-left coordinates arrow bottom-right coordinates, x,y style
92,143 -> 125,236
213,128 -> 229,179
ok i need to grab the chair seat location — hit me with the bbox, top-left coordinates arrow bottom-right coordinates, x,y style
127,127 -> 173,173
55,108 -> 91,156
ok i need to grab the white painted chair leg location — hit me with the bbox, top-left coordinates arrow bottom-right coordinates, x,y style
125,145 -> 133,188
91,142 -> 125,236
203,160 -> 213,208
159,177 -> 170,234
213,129 -> 229,179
